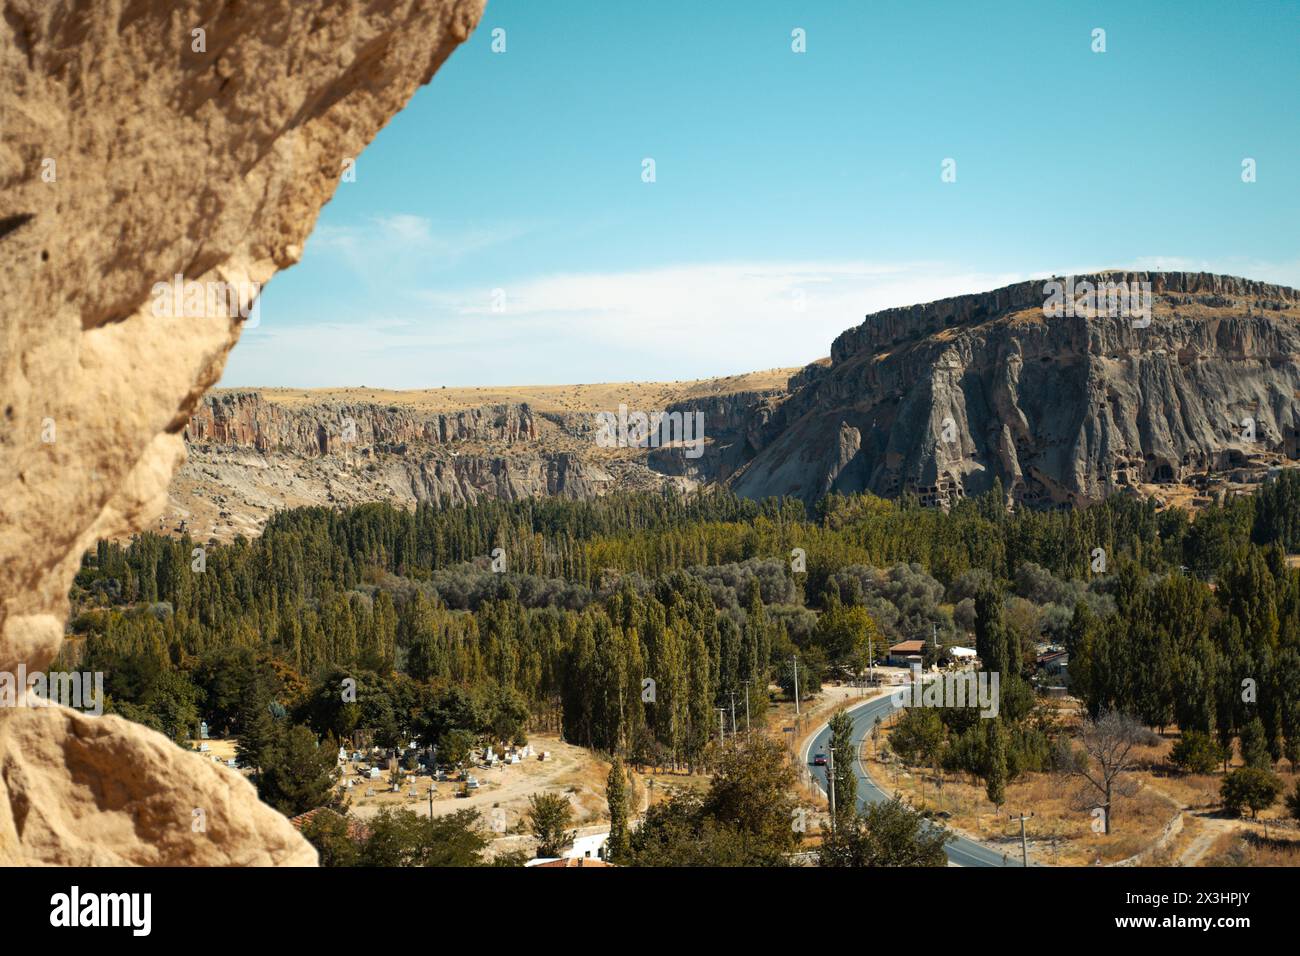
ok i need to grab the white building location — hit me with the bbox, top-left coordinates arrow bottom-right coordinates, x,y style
524,829 -> 610,866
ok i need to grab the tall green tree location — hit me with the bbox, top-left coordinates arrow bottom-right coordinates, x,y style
606,756 -> 631,863
828,709 -> 858,828
985,717 -> 1007,809
258,724 -> 338,816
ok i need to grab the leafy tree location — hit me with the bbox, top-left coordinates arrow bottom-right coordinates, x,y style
818,796 -> 949,867
488,683 -> 529,748
358,808 -> 488,866
890,707 -> 944,768
1220,767 -> 1283,819
624,791 -> 710,866
700,734 -> 799,861
625,790 -> 780,867
138,669 -> 201,743
298,669 -> 400,748
1169,730 -> 1226,775
300,810 -> 359,867
777,647 -> 824,701
527,792 -> 576,858
438,728 -> 477,770
815,597 -> 880,677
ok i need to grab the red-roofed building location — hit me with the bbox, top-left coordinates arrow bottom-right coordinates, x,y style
887,640 -> 926,666
532,857 -> 613,868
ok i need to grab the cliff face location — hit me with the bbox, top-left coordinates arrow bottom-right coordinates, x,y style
646,389 -> 784,483
732,273 -> 1300,508
175,392 -> 619,538
189,391 -> 539,455
0,0 -> 485,866
170,273 -> 1300,534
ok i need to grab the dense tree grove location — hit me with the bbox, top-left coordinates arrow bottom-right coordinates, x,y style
62,474 -> 1300,784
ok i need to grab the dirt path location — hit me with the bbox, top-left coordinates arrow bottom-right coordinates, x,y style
1177,815 -> 1227,867
1143,780 -> 1293,867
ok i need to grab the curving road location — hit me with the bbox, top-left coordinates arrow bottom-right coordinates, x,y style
804,690 -> 1024,867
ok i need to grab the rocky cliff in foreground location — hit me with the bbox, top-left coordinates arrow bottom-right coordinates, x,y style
0,0 -> 484,866
731,272 -> 1300,509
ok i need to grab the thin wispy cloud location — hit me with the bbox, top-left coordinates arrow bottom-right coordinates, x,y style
224,253 -> 1300,391
308,215 -> 530,281
224,261 -> 1025,388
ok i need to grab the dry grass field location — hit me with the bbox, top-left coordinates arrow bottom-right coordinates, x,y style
242,367 -> 800,416
866,705 -> 1300,866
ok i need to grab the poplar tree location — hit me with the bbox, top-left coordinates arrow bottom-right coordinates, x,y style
828,709 -> 858,827
606,756 -> 631,863
985,717 -> 1007,809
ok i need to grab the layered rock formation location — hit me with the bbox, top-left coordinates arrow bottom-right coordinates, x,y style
732,273 -> 1300,509
172,392 -> 628,539
167,273 -> 1300,538
189,391 -> 540,454
646,388 -> 785,484
0,0 -> 485,865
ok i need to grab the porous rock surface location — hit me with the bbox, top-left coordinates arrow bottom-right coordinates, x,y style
0,0 -> 485,865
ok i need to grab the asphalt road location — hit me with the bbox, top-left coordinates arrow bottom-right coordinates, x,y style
805,691 -> 1024,867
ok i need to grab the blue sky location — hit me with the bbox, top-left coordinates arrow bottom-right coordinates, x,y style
222,0 -> 1300,389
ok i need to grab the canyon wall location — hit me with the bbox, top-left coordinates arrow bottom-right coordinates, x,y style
176,392 -> 618,540
0,0 -> 485,865
189,392 -> 539,454
169,273 -> 1300,539
733,273 -> 1300,509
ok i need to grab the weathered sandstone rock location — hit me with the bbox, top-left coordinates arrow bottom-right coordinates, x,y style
0,0 -> 485,865
0,704 -> 316,866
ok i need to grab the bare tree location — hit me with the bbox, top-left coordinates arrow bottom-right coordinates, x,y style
1058,710 -> 1158,835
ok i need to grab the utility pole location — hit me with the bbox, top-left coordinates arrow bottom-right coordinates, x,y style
428,784 -> 434,820
717,707 -> 727,745
729,690 -> 737,735
793,654 -> 800,716
741,680 -> 751,732
1009,811 -> 1033,867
